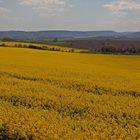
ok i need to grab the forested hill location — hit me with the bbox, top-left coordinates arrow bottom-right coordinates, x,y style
0,30 -> 140,40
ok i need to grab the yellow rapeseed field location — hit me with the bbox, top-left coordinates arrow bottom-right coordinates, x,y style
0,46 -> 140,139
0,41 -> 83,53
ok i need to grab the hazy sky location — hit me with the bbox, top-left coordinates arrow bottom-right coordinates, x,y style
0,0 -> 140,31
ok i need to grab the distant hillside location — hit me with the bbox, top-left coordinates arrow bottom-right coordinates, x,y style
0,30 -> 140,40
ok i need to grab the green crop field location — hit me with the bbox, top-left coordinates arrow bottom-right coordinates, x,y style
0,46 -> 140,139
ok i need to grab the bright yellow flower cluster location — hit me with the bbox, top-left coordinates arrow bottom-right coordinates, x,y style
0,47 -> 140,139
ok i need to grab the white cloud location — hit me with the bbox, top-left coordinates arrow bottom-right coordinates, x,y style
0,0 -> 10,17
103,0 -> 140,14
18,0 -> 68,16
0,7 -> 10,17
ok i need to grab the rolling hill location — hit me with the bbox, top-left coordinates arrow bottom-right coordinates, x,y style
0,30 -> 140,40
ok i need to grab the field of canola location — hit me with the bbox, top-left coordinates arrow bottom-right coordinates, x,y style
0,46 -> 140,140
0,41 -> 83,53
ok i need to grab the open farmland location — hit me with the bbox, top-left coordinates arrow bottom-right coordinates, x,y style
0,41 -> 84,53
58,39 -> 140,54
0,47 -> 140,139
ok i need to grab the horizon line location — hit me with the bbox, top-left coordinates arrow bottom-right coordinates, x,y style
0,30 -> 139,33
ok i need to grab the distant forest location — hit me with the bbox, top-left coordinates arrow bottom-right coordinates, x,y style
53,39 -> 140,55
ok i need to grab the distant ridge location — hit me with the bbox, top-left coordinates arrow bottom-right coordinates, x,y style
0,30 -> 140,40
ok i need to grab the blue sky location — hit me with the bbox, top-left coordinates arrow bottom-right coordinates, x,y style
0,0 -> 140,31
